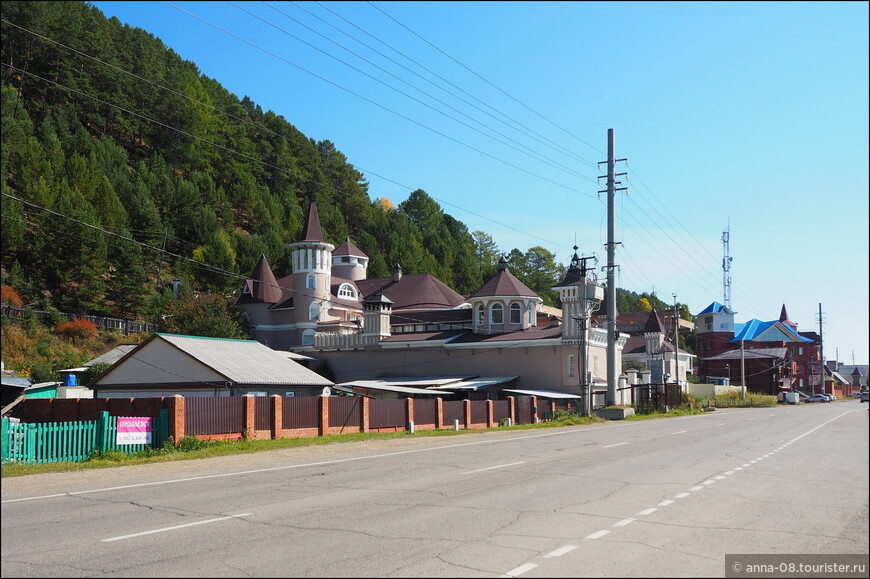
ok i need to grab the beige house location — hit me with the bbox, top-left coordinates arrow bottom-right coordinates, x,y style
236,203 -> 627,399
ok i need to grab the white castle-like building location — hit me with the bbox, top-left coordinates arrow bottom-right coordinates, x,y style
236,202 -> 626,398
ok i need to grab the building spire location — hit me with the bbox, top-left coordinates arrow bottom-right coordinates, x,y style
302,202 -> 324,242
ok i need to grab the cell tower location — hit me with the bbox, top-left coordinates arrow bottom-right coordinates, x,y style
722,224 -> 733,309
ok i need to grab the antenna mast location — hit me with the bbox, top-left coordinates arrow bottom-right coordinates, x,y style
722,224 -> 733,308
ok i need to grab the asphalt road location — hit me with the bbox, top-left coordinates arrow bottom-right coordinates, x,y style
2,403 -> 868,577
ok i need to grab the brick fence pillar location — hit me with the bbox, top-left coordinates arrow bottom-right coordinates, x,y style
362,397 -> 370,433
531,396 -> 538,423
171,395 -> 185,445
271,395 -> 282,440
245,395 -> 256,439
463,399 -> 471,429
406,397 -> 414,430
436,397 -> 444,429
487,400 -> 494,428
319,395 -> 329,436
508,396 -> 515,425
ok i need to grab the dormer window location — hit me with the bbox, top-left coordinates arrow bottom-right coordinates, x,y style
338,283 -> 357,299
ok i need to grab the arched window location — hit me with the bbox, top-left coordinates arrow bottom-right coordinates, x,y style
510,303 -> 521,324
338,283 -> 357,299
302,330 -> 315,346
476,305 -> 484,326
306,274 -> 316,289
491,303 -> 504,325
309,302 -> 320,321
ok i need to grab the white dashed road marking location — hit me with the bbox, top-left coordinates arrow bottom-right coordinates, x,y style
545,545 -> 577,558
103,513 -> 251,542
502,563 -> 538,577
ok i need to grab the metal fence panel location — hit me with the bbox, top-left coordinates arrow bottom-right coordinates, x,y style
470,400 -> 487,424
283,397 -> 319,429
254,397 -> 270,431
185,397 -> 245,435
413,399 -> 437,426
329,397 -> 361,430
369,399 -> 406,429
492,400 -> 510,422
515,396 -> 532,424
442,401 -> 465,426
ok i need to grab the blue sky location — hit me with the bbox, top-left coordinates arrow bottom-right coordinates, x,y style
91,1 -> 869,364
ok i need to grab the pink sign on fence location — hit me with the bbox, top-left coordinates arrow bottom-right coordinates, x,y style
117,417 -> 152,445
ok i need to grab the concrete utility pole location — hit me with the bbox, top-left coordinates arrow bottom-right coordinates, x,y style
818,302 -> 824,394
600,129 -> 627,406
740,339 -> 746,400
672,293 -> 679,391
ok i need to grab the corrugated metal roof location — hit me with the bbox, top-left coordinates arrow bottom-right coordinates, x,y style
428,377 -> 518,391
504,389 -> 582,399
157,334 -> 333,386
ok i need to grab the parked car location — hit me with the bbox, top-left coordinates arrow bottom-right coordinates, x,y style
848,392 -> 862,398
820,393 -> 835,401
861,391 -> 869,403
804,394 -> 828,403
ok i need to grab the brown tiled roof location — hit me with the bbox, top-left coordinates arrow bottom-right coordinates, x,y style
469,269 -> 538,299
622,334 -> 647,355
357,273 -> 466,310
301,202 -> 324,242
268,274 -> 295,310
592,311 -> 664,334
380,330 -> 468,343
237,255 -> 283,304
449,326 -> 562,344
334,237 -> 367,258
390,309 -> 472,326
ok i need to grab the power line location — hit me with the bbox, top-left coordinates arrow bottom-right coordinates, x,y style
295,0 -> 600,170
240,1 -> 595,182
366,1 -> 605,158
3,11 -> 594,253
161,2 -> 596,200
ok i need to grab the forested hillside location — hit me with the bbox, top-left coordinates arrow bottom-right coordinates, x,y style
0,1 -> 692,333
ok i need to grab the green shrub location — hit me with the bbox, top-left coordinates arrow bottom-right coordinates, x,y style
29,361 -> 55,383
82,362 -> 112,386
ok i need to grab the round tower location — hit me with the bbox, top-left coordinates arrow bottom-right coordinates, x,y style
290,202 -> 334,339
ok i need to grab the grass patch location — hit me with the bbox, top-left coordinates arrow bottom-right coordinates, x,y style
1,417 -> 604,478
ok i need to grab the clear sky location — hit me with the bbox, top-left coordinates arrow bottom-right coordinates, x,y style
90,1 -> 869,364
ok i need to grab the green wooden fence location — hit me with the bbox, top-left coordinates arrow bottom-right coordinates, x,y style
1,410 -> 168,465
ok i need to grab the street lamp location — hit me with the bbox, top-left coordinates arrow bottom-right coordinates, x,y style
725,363 -> 730,386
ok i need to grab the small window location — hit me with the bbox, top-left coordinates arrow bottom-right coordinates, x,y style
798,347 -> 803,355
510,303 -> 521,324
491,303 -> 503,324
477,306 -> 484,325
302,330 -> 315,346
306,274 -> 316,289
568,354 -> 575,377
285,392 -> 295,397
309,302 -> 320,321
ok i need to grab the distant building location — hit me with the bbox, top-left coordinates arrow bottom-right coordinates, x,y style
695,302 -> 821,393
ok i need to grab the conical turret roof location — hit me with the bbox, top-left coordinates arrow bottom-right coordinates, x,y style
301,202 -> 324,242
